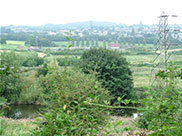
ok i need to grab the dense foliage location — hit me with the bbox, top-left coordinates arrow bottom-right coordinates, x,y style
36,63 -> 49,77
25,37 -> 56,47
137,62 -> 182,135
22,54 -> 44,67
33,67 -> 110,135
0,52 -> 22,102
80,48 -> 133,102
0,37 -> 7,44
50,49 -> 84,56
57,57 -> 79,66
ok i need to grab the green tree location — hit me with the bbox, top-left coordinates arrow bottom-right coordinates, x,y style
91,40 -> 94,46
71,40 -> 75,47
0,38 -> 7,44
22,55 -> 44,67
86,40 -> 90,47
81,40 -> 84,47
25,37 -> 56,47
80,48 -> 133,103
76,40 -> 80,47
95,39 -> 99,47
103,40 -> 106,47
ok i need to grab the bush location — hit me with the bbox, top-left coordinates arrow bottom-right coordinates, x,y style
0,52 -> 22,102
33,67 -> 110,135
57,57 -> 79,67
137,62 -> 182,135
50,49 -> 84,56
80,48 -> 133,102
22,55 -> 44,67
19,71 -> 46,104
36,63 -> 48,77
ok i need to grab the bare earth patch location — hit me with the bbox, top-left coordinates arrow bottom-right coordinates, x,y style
37,52 -> 46,58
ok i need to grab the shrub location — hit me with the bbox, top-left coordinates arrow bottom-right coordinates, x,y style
80,48 -> 133,102
33,67 -> 110,135
0,52 -> 22,102
19,71 -> 46,105
137,62 -> 182,135
36,63 -> 48,77
22,55 -> 44,67
50,49 -> 84,56
57,57 -> 79,67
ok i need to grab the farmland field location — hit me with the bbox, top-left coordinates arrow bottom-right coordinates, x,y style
0,40 -> 26,50
125,54 -> 182,87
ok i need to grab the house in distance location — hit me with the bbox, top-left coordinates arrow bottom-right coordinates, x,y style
109,43 -> 120,49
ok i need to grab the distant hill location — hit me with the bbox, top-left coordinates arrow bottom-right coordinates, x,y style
2,21 -> 117,32
42,21 -> 116,29
62,21 -> 116,28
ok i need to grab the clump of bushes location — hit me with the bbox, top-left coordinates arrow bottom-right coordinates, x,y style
57,57 -> 79,66
79,48 -> 133,102
22,55 -> 44,67
137,62 -> 182,135
0,52 -> 22,102
50,49 -> 84,56
36,63 -> 48,77
33,67 -> 110,135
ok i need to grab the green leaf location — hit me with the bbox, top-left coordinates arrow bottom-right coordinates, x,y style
68,44 -> 72,48
131,100 -> 137,104
114,120 -> 122,127
66,37 -> 70,41
117,97 -> 121,102
64,61 -> 68,65
123,99 -> 131,105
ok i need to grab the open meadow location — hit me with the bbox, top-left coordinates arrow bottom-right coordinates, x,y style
0,40 -> 25,50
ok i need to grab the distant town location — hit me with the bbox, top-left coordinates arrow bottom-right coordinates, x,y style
1,21 -> 182,50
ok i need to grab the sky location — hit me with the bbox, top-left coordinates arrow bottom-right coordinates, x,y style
1,0 -> 182,26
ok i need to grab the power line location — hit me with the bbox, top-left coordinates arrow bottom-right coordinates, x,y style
150,11 -> 179,86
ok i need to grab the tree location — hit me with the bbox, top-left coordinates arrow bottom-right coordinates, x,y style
71,40 -> 75,47
0,37 -> 7,44
25,37 -> 56,47
86,40 -> 90,47
103,40 -> 106,47
22,55 -> 44,67
80,48 -> 133,103
95,39 -> 99,47
91,40 -> 94,47
76,40 -> 80,47
81,40 -> 84,47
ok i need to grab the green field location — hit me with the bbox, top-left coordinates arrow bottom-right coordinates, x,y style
0,40 -> 26,50
125,54 -> 182,87
6,40 -> 25,45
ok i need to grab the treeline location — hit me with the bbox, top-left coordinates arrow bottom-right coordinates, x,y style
1,32 -> 155,47
2,28 -> 182,47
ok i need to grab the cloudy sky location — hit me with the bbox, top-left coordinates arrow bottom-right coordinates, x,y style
1,0 -> 182,26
